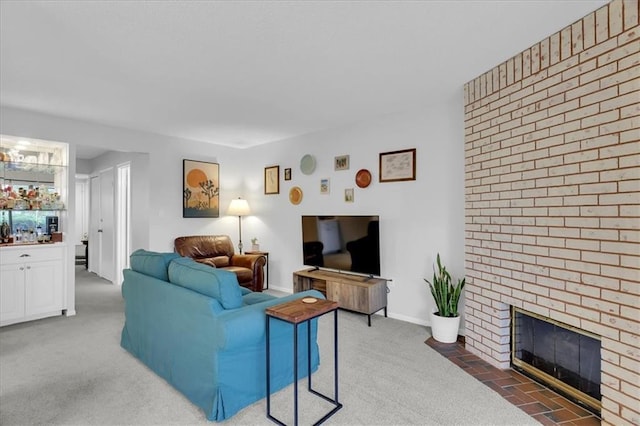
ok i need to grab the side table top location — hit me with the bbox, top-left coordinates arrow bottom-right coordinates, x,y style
266,298 -> 338,324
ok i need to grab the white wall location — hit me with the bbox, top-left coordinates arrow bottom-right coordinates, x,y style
1,96 -> 465,326
234,92 -> 465,325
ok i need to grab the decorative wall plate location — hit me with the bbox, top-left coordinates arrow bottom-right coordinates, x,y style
300,154 -> 316,175
355,169 -> 372,188
289,186 -> 303,205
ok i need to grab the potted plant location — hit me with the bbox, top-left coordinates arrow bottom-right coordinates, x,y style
424,253 -> 465,343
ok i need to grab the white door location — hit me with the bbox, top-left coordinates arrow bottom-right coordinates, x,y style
89,168 -> 115,283
99,168 -> 115,283
25,260 -> 64,316
0,263 -> 25,323
89,176 -> 100,273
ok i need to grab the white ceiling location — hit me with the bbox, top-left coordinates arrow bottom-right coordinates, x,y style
0,1 -> 608,150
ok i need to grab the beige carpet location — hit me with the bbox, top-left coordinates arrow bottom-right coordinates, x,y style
0,267 -> 539,425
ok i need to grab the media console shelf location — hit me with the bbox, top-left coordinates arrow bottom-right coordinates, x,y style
293,268 -> 388,326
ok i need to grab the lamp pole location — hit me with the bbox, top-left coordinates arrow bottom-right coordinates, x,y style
237,215 -> 244,254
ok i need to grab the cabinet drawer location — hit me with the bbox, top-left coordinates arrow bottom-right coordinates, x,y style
0,245 -> 64,264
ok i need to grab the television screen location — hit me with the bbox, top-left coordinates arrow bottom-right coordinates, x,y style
301,215 -> 380,276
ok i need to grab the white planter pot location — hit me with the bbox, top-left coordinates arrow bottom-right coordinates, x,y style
429,311 -> 461,343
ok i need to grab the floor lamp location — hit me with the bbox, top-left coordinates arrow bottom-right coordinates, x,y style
227,198 -> 250,254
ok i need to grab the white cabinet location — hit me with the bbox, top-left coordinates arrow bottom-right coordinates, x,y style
0,244 -> 66,326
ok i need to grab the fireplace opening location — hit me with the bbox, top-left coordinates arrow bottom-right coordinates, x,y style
511,307 -> 601,414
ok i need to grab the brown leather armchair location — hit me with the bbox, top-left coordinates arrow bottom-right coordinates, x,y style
174,235 -> 266,292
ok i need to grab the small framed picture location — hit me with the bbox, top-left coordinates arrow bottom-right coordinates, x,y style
320,178 -> 330,194
344,188 -> 354,203
334,155 -> 350,171
284,168 -> 292,181
379,148 -> 416,182
264,165 -> 280,194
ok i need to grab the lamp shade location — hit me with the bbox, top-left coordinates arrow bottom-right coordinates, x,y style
227,198 -> 251,216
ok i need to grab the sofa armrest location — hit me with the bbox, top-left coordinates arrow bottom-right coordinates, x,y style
214,290 -> 324,350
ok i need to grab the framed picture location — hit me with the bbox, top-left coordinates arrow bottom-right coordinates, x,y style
284,168 -> 292,181
379,148 -> 416,182
344,188 -> 354,203
334,155 -> 350,171
320,178 -> 330,194
264,165 -> 280,194
183,159 -> 220,218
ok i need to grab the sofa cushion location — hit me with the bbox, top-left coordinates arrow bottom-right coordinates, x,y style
168,257 -> 243,309
242,292 -> 275,305
130,249 -> 180,281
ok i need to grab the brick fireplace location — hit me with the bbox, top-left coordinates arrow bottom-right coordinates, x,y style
463,1 -> 639,425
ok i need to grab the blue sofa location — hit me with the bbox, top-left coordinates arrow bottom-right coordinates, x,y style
120,250 -> 324,421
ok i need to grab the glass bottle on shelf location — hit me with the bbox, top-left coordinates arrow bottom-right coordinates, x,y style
1,212 -> 10,243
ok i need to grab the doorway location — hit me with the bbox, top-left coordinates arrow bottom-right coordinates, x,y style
79,150 -> 142,285
115,163 -> 131,283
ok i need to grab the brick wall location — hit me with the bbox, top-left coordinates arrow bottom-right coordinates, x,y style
463,1 -> 639,424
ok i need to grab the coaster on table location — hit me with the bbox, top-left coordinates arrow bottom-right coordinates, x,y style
302,297 -> 317,304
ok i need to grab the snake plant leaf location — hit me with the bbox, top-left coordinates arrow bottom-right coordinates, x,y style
424,253 -> 465,318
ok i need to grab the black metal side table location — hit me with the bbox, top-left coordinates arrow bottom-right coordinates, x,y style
265,297 -> 342,425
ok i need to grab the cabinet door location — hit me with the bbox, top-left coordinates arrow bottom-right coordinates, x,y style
24,260 -> 64,316
0,263 -> 26,323
326,280 -> 340,304
327,280 -> 369,313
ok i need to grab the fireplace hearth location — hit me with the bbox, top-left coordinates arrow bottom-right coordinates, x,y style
511,308 -> 601,414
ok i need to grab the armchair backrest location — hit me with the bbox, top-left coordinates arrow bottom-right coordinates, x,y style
174,236 -> 235,265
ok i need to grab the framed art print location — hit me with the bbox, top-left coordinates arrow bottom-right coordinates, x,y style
379,148 -> 416,182
183,159 -> 220,218
284,167 -> 292,181
320,178 -> 330,194
344,188 -> 354,202
334,155 -> 349,171
265,165 -> 280,194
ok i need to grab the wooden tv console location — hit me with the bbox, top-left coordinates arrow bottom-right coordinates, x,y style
293,268 -> 388,326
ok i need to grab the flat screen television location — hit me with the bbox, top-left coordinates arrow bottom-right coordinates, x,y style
301,215 -> 380,277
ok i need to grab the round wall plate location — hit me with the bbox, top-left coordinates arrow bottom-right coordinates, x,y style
289,186 -> 303,205
355,169 -> 372,188
300,154 -> 316,175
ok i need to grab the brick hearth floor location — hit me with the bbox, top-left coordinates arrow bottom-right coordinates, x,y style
425,338 -> 601,425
